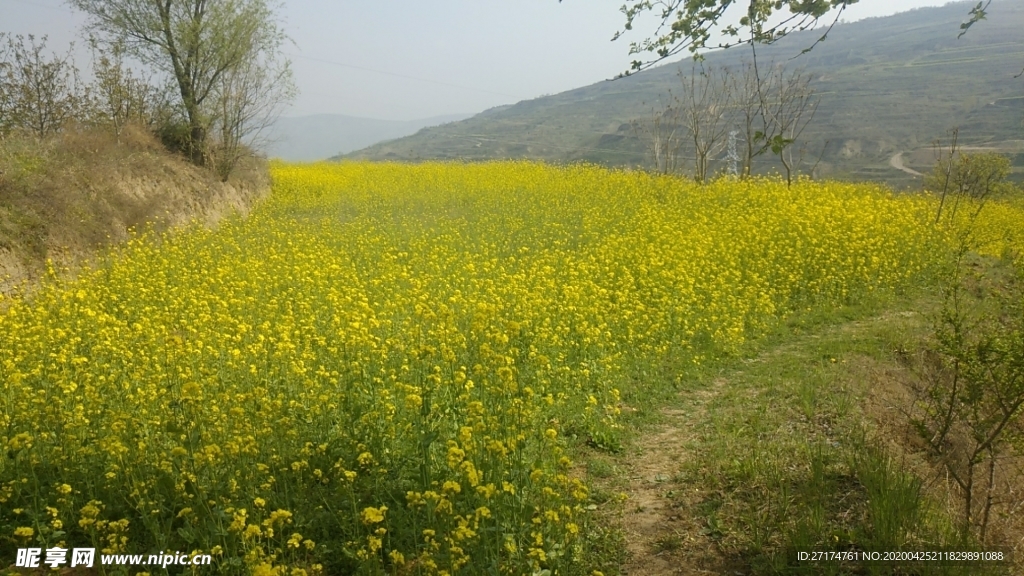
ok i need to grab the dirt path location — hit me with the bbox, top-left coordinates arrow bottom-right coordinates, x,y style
620,410 -> 694,575
617,385 -> 735,576
889,152 -> 923,177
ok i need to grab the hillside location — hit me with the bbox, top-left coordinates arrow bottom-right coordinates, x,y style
0,127 -> 268,294
264,113 -> 472,161
343,1 -> 1024,187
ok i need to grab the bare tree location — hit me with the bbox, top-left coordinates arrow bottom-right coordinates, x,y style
208,35 -> 294,180
755,64 -> 819,186
929,128 -> 961,224
68,0 -> 294,169
909,252 -> 1024,542
632,61 -> 818,185
926,131 -> 1012,225
729,62 -> 767,178
678,64 -> 732,184
0,35 -> 84,138
88,38 -> 159,140
0,35 -> 11,139
631,97 -> 683,175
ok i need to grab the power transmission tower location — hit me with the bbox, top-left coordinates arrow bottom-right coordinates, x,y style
726,130 -> 741,176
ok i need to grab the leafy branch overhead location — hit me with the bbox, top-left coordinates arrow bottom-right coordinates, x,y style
591,0 -> 859,75
957,0 -> 991,39
595,0 -> 1020,78
954,0 -> 1022,77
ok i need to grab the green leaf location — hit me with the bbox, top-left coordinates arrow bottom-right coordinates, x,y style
958,0 -> 991,39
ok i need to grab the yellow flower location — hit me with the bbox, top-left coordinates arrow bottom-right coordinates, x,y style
252,563 -> 279,576
228,509 -> 247,532
446,446 -> 465,468
476,483 -> 496,499
264,509 -> 293,527
366,536 -> 382,553
361,506 -> 387,525
405,393 -> 422,410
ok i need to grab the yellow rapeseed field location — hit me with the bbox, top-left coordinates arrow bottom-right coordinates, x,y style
1,161 -> 1018,574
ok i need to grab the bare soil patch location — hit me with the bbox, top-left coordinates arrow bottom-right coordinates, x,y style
615,382 -> 742,576
0,126 -> 269,295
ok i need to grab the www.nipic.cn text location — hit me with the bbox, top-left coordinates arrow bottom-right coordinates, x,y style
15,547 -> 213,569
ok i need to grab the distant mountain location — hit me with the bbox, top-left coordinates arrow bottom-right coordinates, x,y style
344,1 -> 1024,186
263,113 -> 472,161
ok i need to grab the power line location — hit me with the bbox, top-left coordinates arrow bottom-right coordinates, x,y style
452,133 -> 640,157
0,0 -> 74,13
287,52 -> 519,99
351,129 -> 652,160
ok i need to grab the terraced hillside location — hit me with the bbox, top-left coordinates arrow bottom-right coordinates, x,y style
343,1 -> 1024,187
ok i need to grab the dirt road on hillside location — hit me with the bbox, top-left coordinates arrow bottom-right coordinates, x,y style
889,152 -> 923,177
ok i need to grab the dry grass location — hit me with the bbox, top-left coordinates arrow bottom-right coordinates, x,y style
0,124 -> 268,293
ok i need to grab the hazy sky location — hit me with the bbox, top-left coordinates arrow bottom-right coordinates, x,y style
2,0 -> 958,121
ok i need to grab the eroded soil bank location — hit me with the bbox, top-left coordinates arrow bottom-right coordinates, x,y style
0,127 -> 268,295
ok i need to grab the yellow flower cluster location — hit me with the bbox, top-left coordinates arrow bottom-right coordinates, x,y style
0,161 -> 989,574
951,195 -> 1024,263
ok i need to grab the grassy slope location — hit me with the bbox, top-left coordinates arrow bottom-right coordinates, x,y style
344,1 -> 1024,188
580,275 -> 1023,575
0,126 -> 269,294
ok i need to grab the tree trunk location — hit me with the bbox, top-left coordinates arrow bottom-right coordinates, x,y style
189,121 -> 206,166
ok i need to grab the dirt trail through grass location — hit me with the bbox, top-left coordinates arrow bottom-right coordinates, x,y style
607,299 -> 1022,575
614,310 -> 894,575
619,394 -> 728,575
